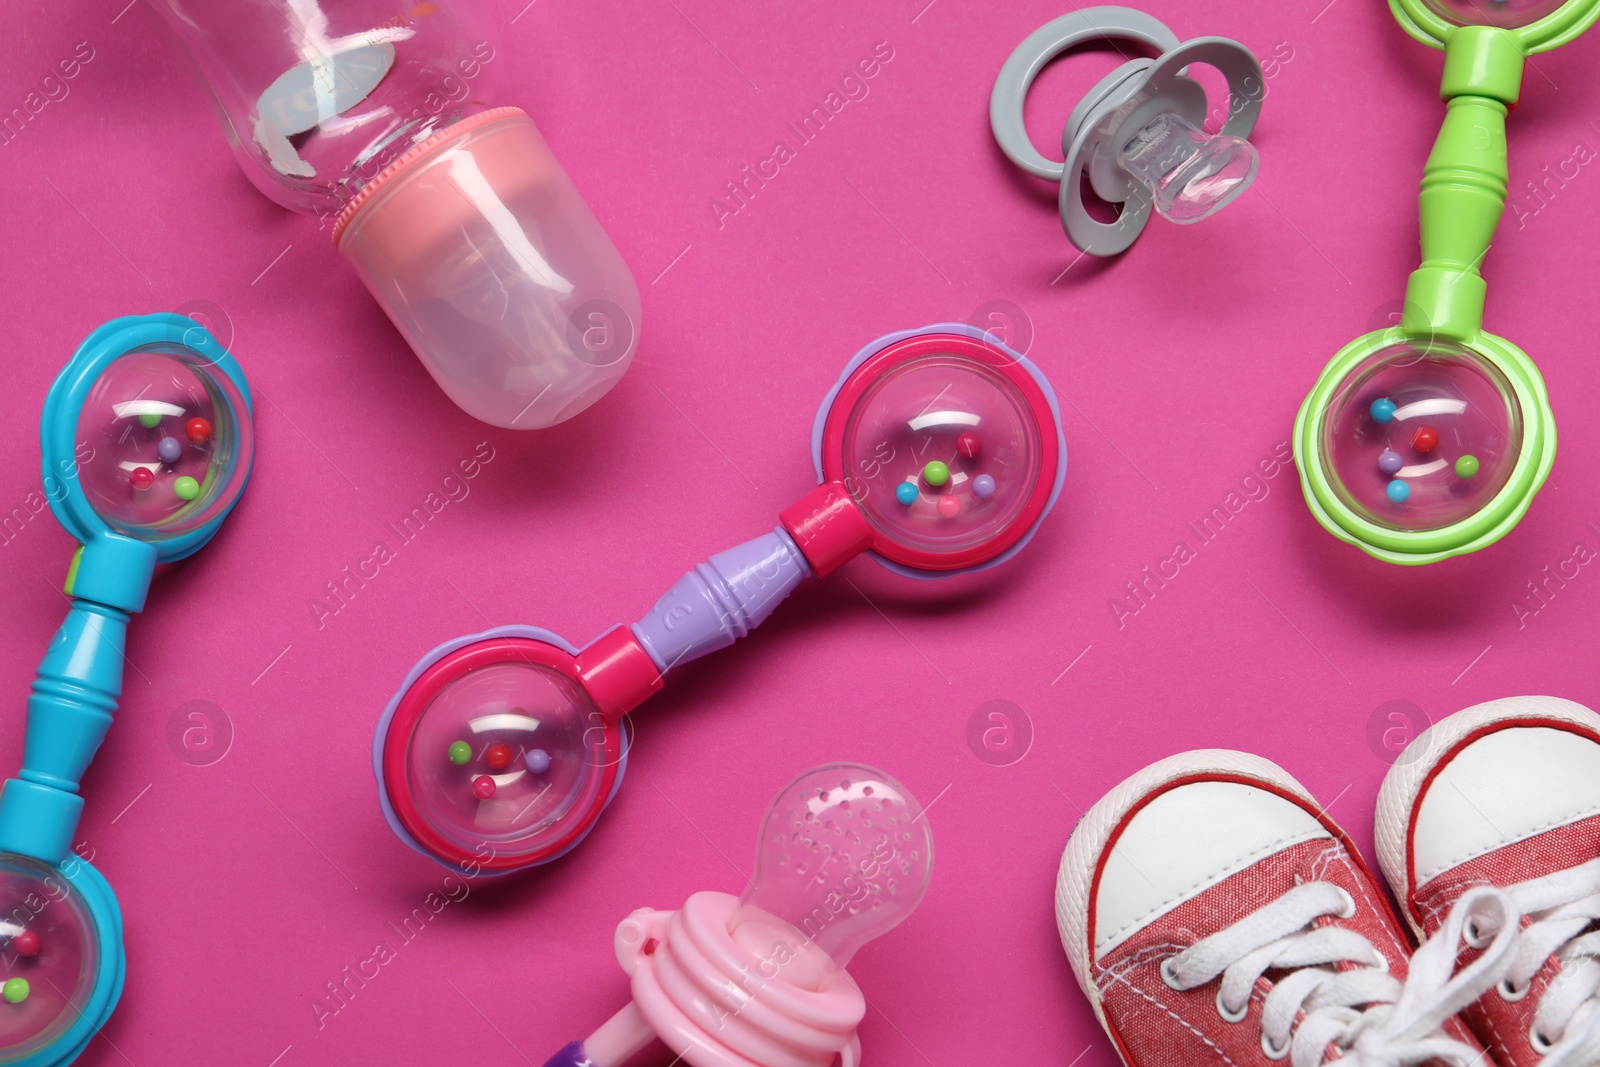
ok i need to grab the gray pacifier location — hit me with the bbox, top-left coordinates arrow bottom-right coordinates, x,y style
990,7 -> 1266,256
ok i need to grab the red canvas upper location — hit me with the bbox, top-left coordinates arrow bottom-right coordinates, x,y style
1091,835 -> 1482,1065
1409,813 -> 1600,1067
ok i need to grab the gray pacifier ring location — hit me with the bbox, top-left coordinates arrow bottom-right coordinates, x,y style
991,8 -> 1266,256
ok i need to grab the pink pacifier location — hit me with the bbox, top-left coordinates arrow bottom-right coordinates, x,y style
537,763 -> 933,1067
373,324 -> 1066,874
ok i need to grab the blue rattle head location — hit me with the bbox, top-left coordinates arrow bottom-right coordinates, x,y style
42,314 -> 254,610
0,314 -> 253,1065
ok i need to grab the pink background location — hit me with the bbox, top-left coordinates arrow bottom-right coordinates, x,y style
4,0 -> 1600,1063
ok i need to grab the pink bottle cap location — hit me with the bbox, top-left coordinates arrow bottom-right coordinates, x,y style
335,108 -> 641,429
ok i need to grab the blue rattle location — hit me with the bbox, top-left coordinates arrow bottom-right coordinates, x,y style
0,315 -> 253,1065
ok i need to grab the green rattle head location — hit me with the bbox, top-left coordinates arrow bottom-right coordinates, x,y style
1295,7 -> 1589,564
1391,0 -> 1600,47
1295,329 -> 1554,565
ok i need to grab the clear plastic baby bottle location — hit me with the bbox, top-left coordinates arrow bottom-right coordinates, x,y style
147,0 -> 641,429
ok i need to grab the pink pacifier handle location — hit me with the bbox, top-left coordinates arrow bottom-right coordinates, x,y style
542,892 -> 866,1067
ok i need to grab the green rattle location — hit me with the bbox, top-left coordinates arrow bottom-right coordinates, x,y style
1293,0 -> 1600,565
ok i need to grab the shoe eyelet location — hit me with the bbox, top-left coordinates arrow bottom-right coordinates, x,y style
1159,956 -> 1184,990
1464,918 -> 1491,950
1215,987 -> 1248,1024
1498,978 -> 1530,1003
1530,1028 -> 1554,1054
1334,887 -> 1357,919
1261,1031 -> 1290,1060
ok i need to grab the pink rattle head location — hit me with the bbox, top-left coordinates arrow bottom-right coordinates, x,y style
1318,340 -> 1522,533
380,635 -> 626,873
545,764 -> 933,1067
819,332 -> 1060,574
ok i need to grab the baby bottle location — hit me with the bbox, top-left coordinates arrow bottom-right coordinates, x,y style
146,0 -> 641,429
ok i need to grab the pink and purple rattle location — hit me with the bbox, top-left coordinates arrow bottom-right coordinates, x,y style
372,325 -> 1066,874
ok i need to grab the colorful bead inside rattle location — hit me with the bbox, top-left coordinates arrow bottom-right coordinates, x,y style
74,345 -> 251,539
0,855 -> 100,1058
1421,0 -> 1569,27
1319,341 -> 1521,532
837,345 -> 1046,565
395,654 -> 613,864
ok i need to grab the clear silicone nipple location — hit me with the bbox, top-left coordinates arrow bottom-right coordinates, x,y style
1118,110 -> 1259,224
73,346 -> 253,540
727,764 -> 933,986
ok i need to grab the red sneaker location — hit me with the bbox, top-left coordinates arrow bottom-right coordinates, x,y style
1378,696 -> 1600,1066
1059,749 -> 1512,1067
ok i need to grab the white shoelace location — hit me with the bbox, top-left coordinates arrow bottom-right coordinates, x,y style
1502,857 -> 1600,1067
1161,881 -> 1519,1067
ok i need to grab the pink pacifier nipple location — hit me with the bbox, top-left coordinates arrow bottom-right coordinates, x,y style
728,765 -> 933,973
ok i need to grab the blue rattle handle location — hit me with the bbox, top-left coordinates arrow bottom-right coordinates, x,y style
0,536 -> 156,865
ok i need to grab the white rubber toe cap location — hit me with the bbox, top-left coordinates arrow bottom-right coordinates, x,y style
1057,748 -> 1335,1006
1412,723 -> 1600,886
1376,695 -> 1600,926
1093,780 -> 1331,959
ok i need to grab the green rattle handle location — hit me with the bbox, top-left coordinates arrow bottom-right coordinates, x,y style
1402,27 -> 1525,341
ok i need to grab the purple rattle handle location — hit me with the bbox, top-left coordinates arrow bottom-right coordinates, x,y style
629,528 -> 811,675
540,1042 -> 596,1067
